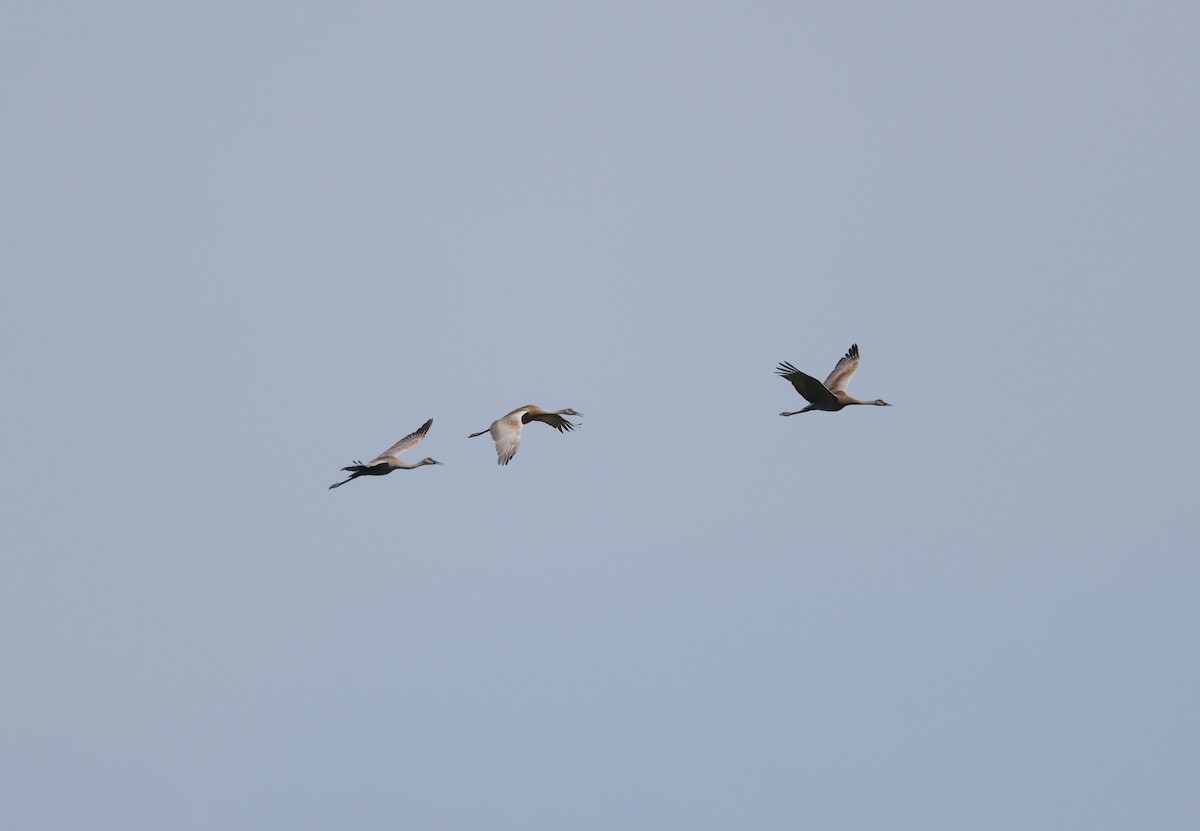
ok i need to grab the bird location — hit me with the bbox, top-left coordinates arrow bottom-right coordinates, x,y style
328,418 -> 443,489
777,343 -> 891,415
468,405 -> 583,465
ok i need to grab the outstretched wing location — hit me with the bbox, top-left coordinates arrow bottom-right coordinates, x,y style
491,413 -> 525,465
369,418 -> 433,463
523,412 -> 579,433
776,361 -> 838,407
823,343 -> 860,394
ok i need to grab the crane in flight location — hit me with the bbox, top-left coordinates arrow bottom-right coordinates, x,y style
329,418 -> 443,489
469,405 -> 583,465
777,344 -> 891,415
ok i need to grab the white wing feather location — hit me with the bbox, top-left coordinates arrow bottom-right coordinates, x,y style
823,345 -> 861,394
369,418 -> 432,464
491,412 -> 525,465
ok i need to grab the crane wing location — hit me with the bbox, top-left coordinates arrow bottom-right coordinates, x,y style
823,343 -> 860,394
491,414 -> 524,465
523,412 -> 579,433
776,361 -> 837,407
369,418 -> 433,463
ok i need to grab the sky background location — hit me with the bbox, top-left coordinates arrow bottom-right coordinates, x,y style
3,2 -> 1198,828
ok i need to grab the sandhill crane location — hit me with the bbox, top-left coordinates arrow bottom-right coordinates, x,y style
468,405 -> 583,465
777,343 -> 891,415
329,418 -> 443,489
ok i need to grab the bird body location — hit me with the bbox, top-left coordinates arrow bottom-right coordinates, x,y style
468,405 -> 582,465
777,343 -> 891,415
329,418 -> 442,489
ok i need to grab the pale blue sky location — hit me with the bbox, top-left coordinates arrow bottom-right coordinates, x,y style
3,2 -> 1198,829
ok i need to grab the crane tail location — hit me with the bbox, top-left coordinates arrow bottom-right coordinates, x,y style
329,466 -> 367,489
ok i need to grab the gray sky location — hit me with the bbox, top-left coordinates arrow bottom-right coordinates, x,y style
3,2 -> 1198,828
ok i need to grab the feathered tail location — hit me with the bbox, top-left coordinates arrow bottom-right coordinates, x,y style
328,461 -> 368,490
